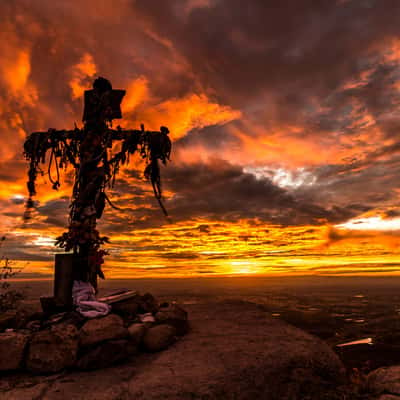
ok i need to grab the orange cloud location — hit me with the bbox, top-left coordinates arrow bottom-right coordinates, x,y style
0,30 -> 38,164
69,53 -> 97,99
122,77 -> 150,113
121,89 -> 241,140
153,94 -> 242,140
0,25 -> 37,106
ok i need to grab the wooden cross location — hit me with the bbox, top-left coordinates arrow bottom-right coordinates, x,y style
23,77 -> 171,292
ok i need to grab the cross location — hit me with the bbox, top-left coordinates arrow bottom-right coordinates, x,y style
23,77 -> 171,294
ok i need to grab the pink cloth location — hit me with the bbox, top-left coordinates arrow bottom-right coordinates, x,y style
72,280 -> 111,318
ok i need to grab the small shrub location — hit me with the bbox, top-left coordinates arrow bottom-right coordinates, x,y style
0,236 -> 23,312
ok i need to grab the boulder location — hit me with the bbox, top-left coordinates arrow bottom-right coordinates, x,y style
40,311 -> 86,330
25,320 -> 42,332
79,314 -> 128,347
26,323 -> 79,373
368,366 -> 400,396
16,299 -> 43,328
0,310 -> 17,331
128,323 -> 146,345
111,293 -> 159,318
142,324 -> 176,352
111,297 -> 140,318
0,331 -> 29,371
155,303 -> 189,335
129,301 -> 345,400
139,293 -> 159,314
62,311 -> 87,328
76,339 -> 136,370
138,313 -> 156,326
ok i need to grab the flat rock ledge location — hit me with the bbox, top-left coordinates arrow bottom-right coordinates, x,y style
0,300 -> 346,400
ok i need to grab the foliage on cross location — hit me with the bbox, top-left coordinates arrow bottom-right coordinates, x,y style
23,77 -> 171,286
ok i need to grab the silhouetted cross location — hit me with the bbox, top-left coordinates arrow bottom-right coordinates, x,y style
24,77 -> 171,288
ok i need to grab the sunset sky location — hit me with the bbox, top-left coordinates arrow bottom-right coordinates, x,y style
1,0 -> 400,278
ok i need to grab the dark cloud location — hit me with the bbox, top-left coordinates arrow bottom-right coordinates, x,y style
36,198 -> 70,228
29,156 -> 384,235
0,234 -> 55,262
158,159 -> 363,226
133,0 -> 400,104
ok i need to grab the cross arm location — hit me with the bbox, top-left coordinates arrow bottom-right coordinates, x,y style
108,127 -> 143,141
28,128 -> 82,140
24,128 -> 82,166
107,126 -> 169,141
23,128 -> 82,197
106,125 -> 171,165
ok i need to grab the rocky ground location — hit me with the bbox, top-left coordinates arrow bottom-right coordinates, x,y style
0,300 -> 347,400
3,276 -> 400,399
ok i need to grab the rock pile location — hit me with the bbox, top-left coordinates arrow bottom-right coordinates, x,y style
0,293 -> 188,374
